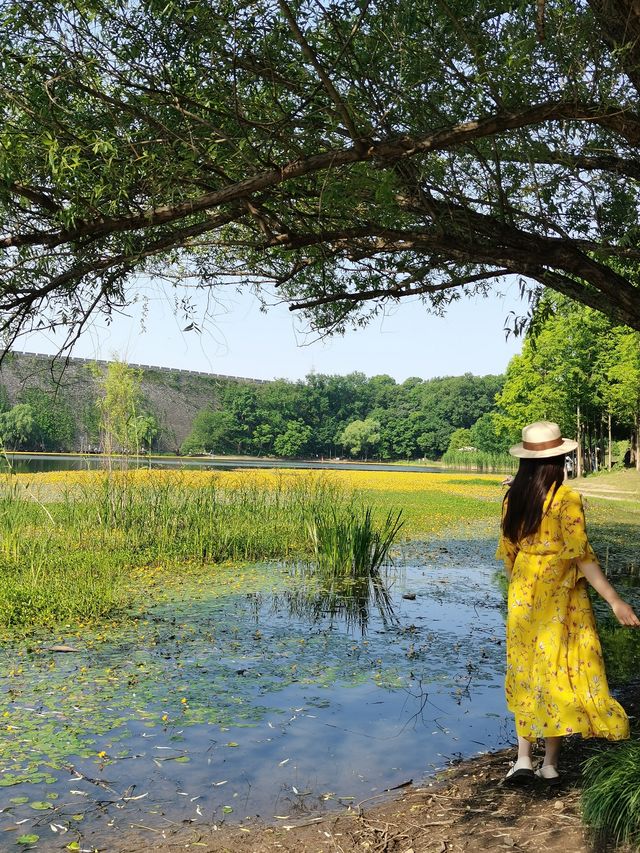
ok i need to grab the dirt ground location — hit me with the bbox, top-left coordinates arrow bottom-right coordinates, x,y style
114,681 -> 640,853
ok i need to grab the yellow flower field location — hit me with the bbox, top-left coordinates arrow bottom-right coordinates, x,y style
3,467 -> 505,537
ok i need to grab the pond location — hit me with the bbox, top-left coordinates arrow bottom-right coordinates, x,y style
0,538 -> 511,850
0,453 -> 443,476
1,536 -> 638,852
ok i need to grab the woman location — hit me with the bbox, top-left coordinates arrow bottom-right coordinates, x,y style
496,421 -> 640,785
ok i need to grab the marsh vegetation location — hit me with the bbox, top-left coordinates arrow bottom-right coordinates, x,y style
0,468 -> 638,851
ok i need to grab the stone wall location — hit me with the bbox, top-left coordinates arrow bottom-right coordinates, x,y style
0,352 -> 268,451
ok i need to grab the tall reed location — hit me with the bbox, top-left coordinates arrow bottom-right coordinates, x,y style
0,471 -> 403,628
301,506 -> 404,631
441,450 -> 517,473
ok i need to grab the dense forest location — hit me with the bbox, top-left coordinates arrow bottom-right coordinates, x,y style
181,372 -> 503,460
181,297 -> 640,468
0,357 -> 504,461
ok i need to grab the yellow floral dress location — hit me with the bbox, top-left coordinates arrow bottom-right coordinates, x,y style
496,484 -> 629,742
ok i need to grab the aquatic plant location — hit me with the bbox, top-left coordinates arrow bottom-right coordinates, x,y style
301,506 -> 404,631
0,470 -> 409,628
441,449 -> 517,474
582,740 -> 640,848
307,505 -> 403,575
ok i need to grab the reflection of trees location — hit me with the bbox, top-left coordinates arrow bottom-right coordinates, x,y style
277,559 -> 398,634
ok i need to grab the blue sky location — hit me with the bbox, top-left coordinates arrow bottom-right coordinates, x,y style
19,277 -> 524,382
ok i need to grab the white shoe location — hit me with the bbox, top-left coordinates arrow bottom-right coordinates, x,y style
504,758 -> 534,786
535,765 -> 561,786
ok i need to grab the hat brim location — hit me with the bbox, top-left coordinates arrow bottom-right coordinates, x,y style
509,438 -> 578,458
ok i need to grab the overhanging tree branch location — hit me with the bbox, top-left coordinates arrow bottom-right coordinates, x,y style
3,101 -> 639,251
3,0 -> 640,342
289,268 -> 511,309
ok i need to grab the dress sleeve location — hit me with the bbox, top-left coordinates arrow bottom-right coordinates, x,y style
557,489 -> 598,562
496,499 -> 519,571
496,533 -> 519,571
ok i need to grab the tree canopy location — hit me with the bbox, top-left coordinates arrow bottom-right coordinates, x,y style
2,0 -> 640,348
494,294 -> 640,467
179,370 -> 503,459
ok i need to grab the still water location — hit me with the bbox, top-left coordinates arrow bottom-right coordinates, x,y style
2,536 -> 637,852
0,453 -> 443,475
0,539 -> 511,850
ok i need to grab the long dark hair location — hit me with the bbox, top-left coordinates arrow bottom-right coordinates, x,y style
502,455 -> 566,543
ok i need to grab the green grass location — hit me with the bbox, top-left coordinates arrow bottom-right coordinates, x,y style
0,473 -> 404,629
582,740 -> 640,848
2,465 -> 638,632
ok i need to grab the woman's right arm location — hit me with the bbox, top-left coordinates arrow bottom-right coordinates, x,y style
496,534 -> 517,580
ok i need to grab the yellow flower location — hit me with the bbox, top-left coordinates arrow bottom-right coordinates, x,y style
97,751 -> 107,759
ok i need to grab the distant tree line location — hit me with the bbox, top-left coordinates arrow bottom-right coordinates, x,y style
181,373 -> 504,460
4,304 -> 639,469
181,296 -> 640,467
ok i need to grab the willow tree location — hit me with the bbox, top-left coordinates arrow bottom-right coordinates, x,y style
2,0 -> 640,349
96,360 -> 157,453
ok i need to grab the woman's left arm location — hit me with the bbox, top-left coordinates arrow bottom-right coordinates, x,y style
577,558 -> 640,627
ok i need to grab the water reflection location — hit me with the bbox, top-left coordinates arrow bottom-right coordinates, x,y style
0,546 -> 513,847
0,452 -> 444,475
274,560 -> 399,633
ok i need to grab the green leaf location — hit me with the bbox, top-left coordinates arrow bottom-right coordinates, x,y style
29,800 -> 52,810
16,835 -> 40,845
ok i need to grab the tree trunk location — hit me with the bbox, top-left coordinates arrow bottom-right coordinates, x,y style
576,405 -> 583,478
636,413 -> 640,471
608,412 -> 612,470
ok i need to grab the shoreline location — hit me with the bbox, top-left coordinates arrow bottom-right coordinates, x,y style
111,680 -> 640,852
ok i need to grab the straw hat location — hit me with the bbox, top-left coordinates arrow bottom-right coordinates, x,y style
509,421 -> 578,458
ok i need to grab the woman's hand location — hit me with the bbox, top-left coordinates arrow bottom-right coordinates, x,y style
611,598 -> 640,627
